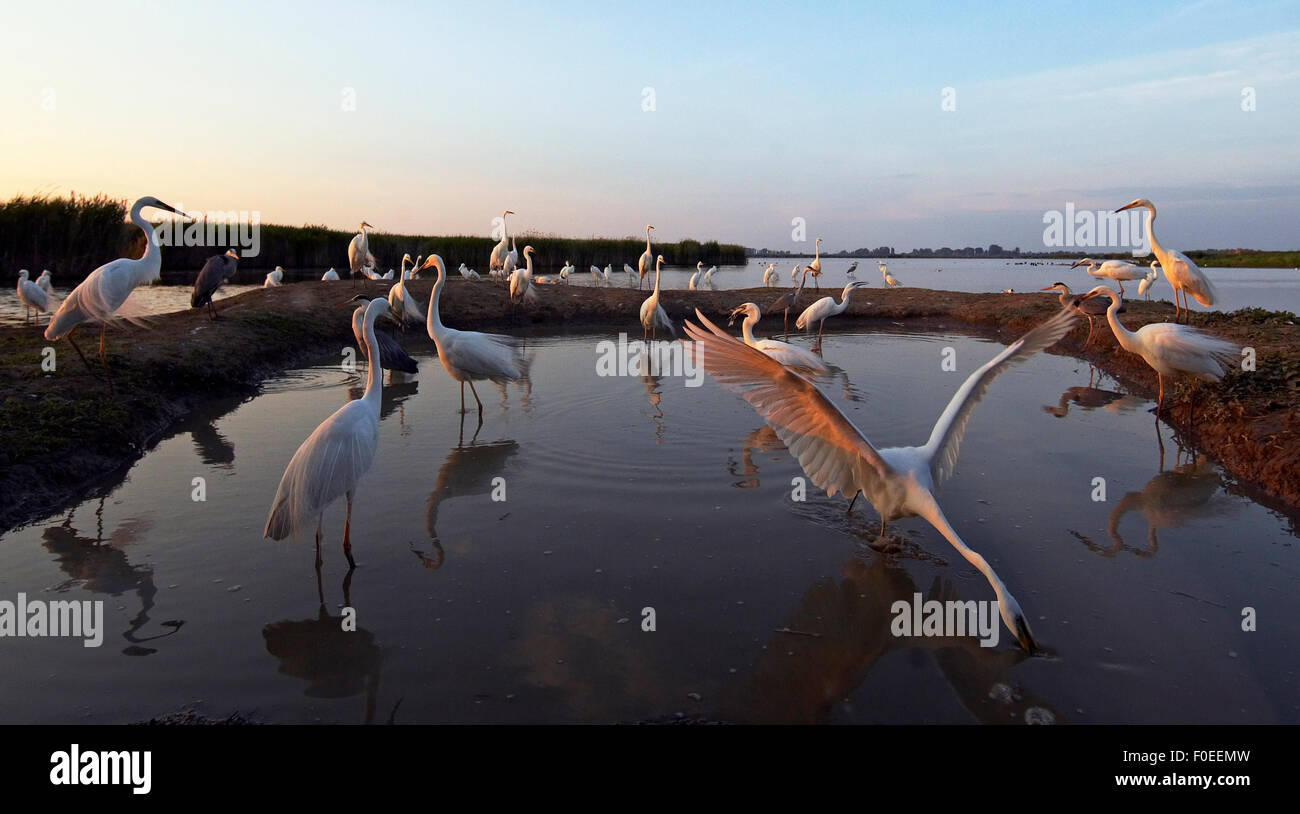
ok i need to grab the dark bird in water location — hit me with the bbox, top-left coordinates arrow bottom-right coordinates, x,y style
191,249 -> 240,319
347,295 -> 419,374
766,267 -> 810,337
1041,281 -> 1123,348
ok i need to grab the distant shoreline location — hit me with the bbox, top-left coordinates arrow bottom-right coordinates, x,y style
748,251 -> 1300,269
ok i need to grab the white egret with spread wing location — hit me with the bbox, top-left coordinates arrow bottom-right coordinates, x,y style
683,305 -> 1081,651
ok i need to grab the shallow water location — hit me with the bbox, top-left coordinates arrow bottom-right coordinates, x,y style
0,328 -> 1296,724
4,259 -> 1299,327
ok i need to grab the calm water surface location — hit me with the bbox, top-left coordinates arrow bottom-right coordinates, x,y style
0,328 -> 1296,723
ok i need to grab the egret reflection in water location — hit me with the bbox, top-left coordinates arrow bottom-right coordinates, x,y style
424,439 -> 520,558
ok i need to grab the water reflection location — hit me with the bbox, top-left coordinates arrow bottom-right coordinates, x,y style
424,439 -> 520,556
262,570 -> 383,723
728,426 -> 785,488
718,556 -> 1059,724
41,497 -> 184,655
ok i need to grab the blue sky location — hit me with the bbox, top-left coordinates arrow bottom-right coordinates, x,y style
2,0 -> 1298,250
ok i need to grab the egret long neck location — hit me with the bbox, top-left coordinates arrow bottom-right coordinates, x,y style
914,494 -> 1007,599
426,261 -> 446,336
1104,294 -> 1140,352
130,201 -> 163,285
652,262 -> 662,296
645,229 -> 652,253
1141,206 -> 1167,264
741,315 -> 758,345
361,310 -> 383,408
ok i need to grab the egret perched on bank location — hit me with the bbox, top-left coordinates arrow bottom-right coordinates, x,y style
1081,285 -> 1237,413
490,210 -> 515,272
879,261 -> 901,287
191,249 -> 240,320
803,238 -> 823,289
1115,199 -> 1218,322
387,271 -> 425,330
264,266 -> 284,287
683,304 -> 1081,652
345,294 -> 419,374
1137,262 -> 1160,300
728,302 -> 829,372
638,225 -> 655,290
347,221 -> 375,285
1040,281 -> 1123,348
264,296 -> 394,569
322,268 -> 340,281
1071,257 -> 1145,296
16,269 -> 56,323
796,281 -> 869,343
419,254 -> 529,416
458,263 -> 481,281
509,246 -> 538,305
44,196 -> 189,386
639,255 -> 673,340
36,269 -> 53,294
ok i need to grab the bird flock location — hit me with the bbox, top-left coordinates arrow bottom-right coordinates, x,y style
14,195 -> 1241,653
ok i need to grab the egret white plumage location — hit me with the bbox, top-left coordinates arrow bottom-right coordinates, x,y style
264,296 -> 393,569
879,261 -> 901,287
264,266 -> 285,287
322,268 -> 340,281
1071,257 -> 1146,296
603,264 -> 613,283
728,302 -> 829,372
622,263 -> 637,284
702,265 -> 716,285
191,249 -> 239,320
683,305 -> 1081,651
796,280 -> 868,343
347,221 -> 374,285
762,263 -> 779,287
1040,281 -> 1122,347
1081,285 -> 1237,413
790,263 -> 801,282
16,269 -> 56,324
689,262 -> 704,291
639,255 -> 673,340
803,238 -> 823,289
386,273 -> 426,330
36,269 -> 53,294
509,245 -> 538,305
589,265 -> 604,284
638,225 -> 655,290
419,254 -> 529,416
1137,262 -> 1160,300
458,263 -> 481,281
1115,199 -> 1218,322
44,196 -> 188,386
490,210 -> 515,272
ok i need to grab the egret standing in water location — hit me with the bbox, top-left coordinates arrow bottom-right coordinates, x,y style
762,263 -> 779,287
728,302 -> 829,372
683,305 -> 1080,652
265,296 -> 394,569
796,280 -> 868,344
689,262 -> 704,291
638,225 -> 655,290
44,196 -> 189,387
420,254 -> 529,417
36,269 -> 54,295
191,249 -> 239,320
16,269 -> 56,324
803,238 -> 823,289
1137,262 -> 1160,300
845,260 -> 859,276
879,261 -> 902,287
1115,198 -> 1218,322
1071,257 -> 1145,296
1081,285 -> 1237,413
639,255 -> 673,340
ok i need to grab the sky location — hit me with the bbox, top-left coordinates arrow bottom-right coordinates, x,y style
2,0 -> 1298,252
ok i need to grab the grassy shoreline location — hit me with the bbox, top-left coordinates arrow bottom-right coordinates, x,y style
1,282 -> 1297,535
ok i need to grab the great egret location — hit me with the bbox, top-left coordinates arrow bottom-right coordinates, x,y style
191,249 -> 240,320
879,261 -> 901,287
1071,257 -> 1145,296
510,246 -> 538,305
322,268 -> 340,281
767,268 -> 810,336
1115,199 -> 1218,322
703,265 -> 716,285
1081,285 -> 1236,413
1137,262 -> 1160,300
790,263 -> 801,282
458,263 -> 481,281
264,295 -> 393,569
796,280 -> 868,343
398,254 -> 412,281
622,263 -> 637,284
683,304 -> 1080,652
589,265 -> 604,285
380,269 -> 394,280
845,261 -> 859,276
490,210 -> 514,272
728,302 -> 829,372
16,269 -> 56,323
689,261 -> 704,291
561,261 -> 574,282
264,266 -> 285,287
1039,281 -> 1123,348
45,196 -> 188,386
36,269 -> 53,295
762,263 -> 779,287
639,255 -> 673,340
386,273 -> 425,330
638,225 -> 655,290
603,264 -> 613,283
506,237 -> 519,276
347,221 -> 374,285
346,295 -> 419,374
803,238 -> 823,289
408,254 -> 424,280
419,254 -> 529,416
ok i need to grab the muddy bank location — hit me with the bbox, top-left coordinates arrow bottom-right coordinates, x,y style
1,279 -> 1296,534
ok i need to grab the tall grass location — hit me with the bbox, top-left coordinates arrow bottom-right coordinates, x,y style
1,194 -> 747,281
